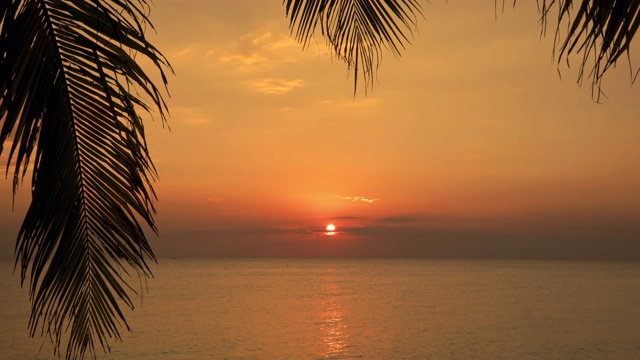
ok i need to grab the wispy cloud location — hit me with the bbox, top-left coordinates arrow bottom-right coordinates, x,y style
250,31 -> 273,46
218,31 -> 300,72
245,31 -> 298,53
339,196 -> 380,203
207,197 -> 224,204
374,216 -> 423,224
267,223 -> 328,236
328,216 -> 366,220
251,78 -> 305,95
219,51 -> 269,67
172,106 -> 213,125
167,30 -> 299,75
171,45 -> 198,59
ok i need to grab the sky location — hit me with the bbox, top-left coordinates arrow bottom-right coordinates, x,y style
1,0 -> 640,259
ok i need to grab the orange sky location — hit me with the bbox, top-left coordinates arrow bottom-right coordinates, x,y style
2,1 -> 640,259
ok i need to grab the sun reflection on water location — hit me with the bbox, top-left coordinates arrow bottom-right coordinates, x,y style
319,268 -> 349,358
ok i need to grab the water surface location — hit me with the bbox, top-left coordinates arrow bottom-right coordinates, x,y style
1,259 -> 639,359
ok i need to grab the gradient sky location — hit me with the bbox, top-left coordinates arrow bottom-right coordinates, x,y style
2,1 -> 640,259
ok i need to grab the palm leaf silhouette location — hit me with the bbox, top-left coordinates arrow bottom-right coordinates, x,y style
0,1 -> 170,358
285,0 -> 422,95
538,0 -> 640,101
286,0 -> 640,98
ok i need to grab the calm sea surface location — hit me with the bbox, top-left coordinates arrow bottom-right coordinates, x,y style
1,259 -> 639,359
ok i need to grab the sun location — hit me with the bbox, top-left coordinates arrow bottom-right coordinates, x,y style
325,224 -> 337,236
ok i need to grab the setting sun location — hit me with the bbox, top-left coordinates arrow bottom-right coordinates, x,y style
326,224 -> 336,232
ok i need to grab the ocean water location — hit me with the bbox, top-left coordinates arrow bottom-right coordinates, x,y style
1,258 -> 639,359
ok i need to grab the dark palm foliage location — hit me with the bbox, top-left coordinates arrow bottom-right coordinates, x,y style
538,0 -> 640,101
285,0 -> 422,94
0,0 -> 170,358
286,0 -> 640,98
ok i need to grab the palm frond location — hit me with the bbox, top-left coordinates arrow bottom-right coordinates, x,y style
538,0 -> 640,101
0,1 -> 171,358
285,0 -> 422,95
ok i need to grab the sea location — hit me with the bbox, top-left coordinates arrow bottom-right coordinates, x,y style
1,258 -> 639,359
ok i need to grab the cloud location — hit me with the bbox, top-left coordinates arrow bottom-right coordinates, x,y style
328,216 -> 366,220
285,226 -> 326,235
251,78 -> 305,95
219,51 -> 269,67
171,45 -> 197,58
369,214 -> 492,228
216,31 -> 300,73
261,36 -> 298,53
207,197 -> 224,204
245,31 -> 298,53
339,196 -> 380,203
374,216 -> 423,224
250,31 -> 273,45
167,31 -> 296,73
172,106 -> 213,125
